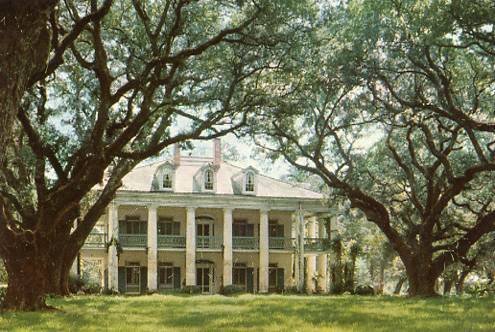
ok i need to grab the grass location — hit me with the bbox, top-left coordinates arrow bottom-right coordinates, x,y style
0,294 -> 494,332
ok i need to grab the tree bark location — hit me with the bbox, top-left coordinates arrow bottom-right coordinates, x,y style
455,270 -> 470,295
3,247 -> 52,310
393,276 -> 407,295
0,1 -> 56,164
405,260 -> 439,297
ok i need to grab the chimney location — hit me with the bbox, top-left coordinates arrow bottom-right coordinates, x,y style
213,138 -> 221,167
173,143 -> 180,166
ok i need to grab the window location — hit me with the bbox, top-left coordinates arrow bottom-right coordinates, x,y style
233,220 -> 254,237
121,216 -> 147,234
158,219 -> 180,235
233,265 -> 247,289
269,220 -> 284,237
268,264 -> 282,291
245,172 -> 255,192
204,169 -> 214,190
162,172 -> 172,189
159,265 -> 174,289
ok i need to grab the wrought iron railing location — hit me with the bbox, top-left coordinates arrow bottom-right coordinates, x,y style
196,236 -> 222,249
83,232 -> 106,248
233,236 -> 259,249
269,237 -> 295,250
119,234 -> 147,248
304,238 -> 331,251
158,235 -> 186,248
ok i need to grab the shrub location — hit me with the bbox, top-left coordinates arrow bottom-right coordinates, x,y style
354,285 -> 374,296
69,273 -> 102,295
0,287 -> 6,308
221,285 -> 245,295
284,286 -> 301,295
0,259 -> 7,284
181,286 -> 202,294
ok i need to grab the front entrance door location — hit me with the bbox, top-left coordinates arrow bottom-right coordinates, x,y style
126,264 -> 141,293
196,266 -> 213,293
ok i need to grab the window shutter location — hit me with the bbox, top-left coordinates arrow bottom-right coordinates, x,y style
277,268 -> 285,291
173,222 -> 180,235
247,224 -> 254,237
104,269 -> 108,290
140,267 -> 148,294
119,221 -> 125,234
246,268 -> 254,293
173,267 -> 181,289
118,267 -> 126,293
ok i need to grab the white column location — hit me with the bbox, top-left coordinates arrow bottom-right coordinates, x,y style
185,207 -> 196,286
147,205 -> 158,292
107,202 -> 119,291
306,217 -> 317,293
291,212 -> 299,288
297,208 -> 305,292
223,208 -> 233,287
259,209 -> 269,293
317,219 -> 328,292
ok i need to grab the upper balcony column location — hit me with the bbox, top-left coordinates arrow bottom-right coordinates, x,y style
185,207 -> 197,286
147,205 -> 158,291
223,208 -> 233,287
107,202 -> 119,291
259,209 -> 269,293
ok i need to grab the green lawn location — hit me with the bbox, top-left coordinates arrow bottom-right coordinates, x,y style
0,294 -> 494,331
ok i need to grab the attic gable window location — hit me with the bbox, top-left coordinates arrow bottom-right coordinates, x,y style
245,172 -> 255,192
162,172 -> 172,189
204,169 -> 214,190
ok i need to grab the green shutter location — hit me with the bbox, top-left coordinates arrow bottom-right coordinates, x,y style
247,268 -> 254,293
118,267 -> 126,293
173,222 -> 180,235
277,268 -> 285,291
104,269 -> 108,290
173,267 -> 181,289
140,267 -> 147,294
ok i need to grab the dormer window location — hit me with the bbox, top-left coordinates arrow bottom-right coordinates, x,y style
245,172 -> 255,192
204,169 -> 214,190
241,168 -> 257,195
162,172 -> 172,189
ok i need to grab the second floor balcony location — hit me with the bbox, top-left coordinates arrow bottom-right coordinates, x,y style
83,232 -> 331,252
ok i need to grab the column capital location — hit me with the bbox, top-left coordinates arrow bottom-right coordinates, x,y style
186,206 -> 197,212
147,204 -> 159,210
223,207 -> 234,213
259,208 -> 270,214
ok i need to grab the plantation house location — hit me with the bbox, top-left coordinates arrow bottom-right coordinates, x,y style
78,139 -> 331,294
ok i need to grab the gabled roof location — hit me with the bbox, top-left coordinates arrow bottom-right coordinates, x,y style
119,156 -> 323,200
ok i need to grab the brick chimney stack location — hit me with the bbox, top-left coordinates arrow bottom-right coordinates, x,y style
213,138 -> 221,167
173,143 -> 180,166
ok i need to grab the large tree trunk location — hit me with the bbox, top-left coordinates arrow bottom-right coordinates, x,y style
3,247 -> 52,310
0,1 -> 56,164
404,258 -> 439,297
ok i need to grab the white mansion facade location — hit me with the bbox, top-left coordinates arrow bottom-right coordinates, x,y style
80,139 -> 331,294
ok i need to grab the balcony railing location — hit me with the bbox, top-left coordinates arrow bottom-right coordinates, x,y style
197,236 -> 222,249
304,238 -> 331,252
83,232 -> 106,248
119,234 -> 147,248
233,236 -> 259,250
158,235 -> 186,248
269,237 -> 295,250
